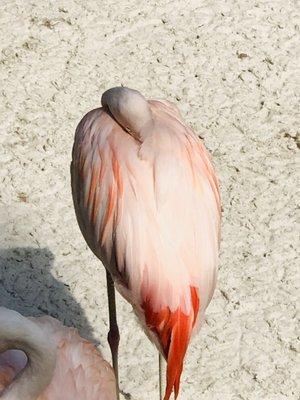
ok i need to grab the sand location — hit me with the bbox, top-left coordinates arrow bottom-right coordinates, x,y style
0,1 -> 299,399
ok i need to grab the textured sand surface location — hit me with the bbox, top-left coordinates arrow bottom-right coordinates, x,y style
0,1 -> 299,399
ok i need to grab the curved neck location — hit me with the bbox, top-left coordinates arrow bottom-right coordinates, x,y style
0,308 -> 56,400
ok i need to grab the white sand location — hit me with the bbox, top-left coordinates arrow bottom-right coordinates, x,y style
0,1 -> 299,399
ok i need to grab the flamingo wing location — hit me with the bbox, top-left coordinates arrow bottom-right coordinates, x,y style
32,316 -> 117,400
71,100 -> 221,399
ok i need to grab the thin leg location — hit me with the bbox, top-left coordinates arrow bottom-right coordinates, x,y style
106,270 -> 120,400
159,353 -> 164,400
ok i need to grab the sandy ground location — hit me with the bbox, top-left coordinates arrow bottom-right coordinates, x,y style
0,1 -> 299,399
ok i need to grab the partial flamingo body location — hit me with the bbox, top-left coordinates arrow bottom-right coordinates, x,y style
0,307 -> 117,400
71,87 -> 221,399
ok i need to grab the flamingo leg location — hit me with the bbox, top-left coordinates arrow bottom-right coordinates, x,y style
159,353 -> 164,400
106,270 -> 120,400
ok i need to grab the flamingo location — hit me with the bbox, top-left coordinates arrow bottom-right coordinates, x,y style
0,307 -> 117,400
71,87 -> 221,399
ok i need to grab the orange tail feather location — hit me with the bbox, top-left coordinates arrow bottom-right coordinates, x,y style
143,287 -> 199,400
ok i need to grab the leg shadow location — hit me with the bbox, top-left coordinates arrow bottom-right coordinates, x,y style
0,247 -> 96,342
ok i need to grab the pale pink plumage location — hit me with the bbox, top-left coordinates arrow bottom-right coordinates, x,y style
71,87 -> 221,399
0,308 -> 117,400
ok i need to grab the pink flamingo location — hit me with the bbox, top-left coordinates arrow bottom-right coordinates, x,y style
71,87 -> 221,399
0,307 -> 117,400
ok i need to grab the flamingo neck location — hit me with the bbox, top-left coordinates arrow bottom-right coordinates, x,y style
0,308 -> 56,400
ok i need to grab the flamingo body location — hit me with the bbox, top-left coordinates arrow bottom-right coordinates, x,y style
71,88 -> 221,399
0,308 -> 117,400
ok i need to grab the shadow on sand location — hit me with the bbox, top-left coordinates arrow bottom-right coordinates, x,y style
0,247 -> 96,342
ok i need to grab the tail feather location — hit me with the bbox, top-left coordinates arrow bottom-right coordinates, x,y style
142,287 -> 199,400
